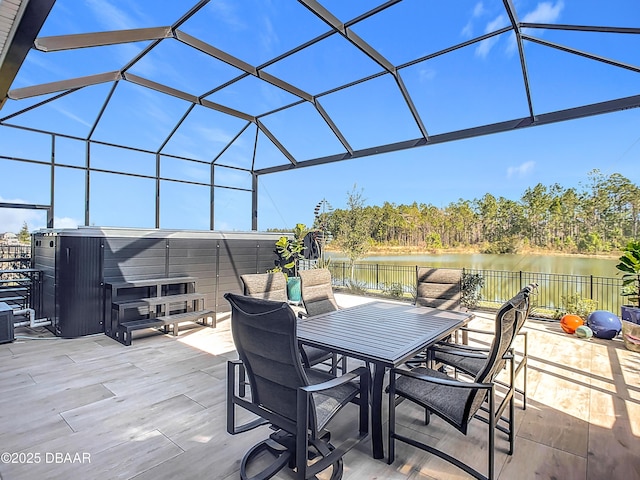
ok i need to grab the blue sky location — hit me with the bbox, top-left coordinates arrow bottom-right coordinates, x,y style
0,0 -> 639,233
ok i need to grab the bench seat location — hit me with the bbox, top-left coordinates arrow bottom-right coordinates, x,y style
117,308 -> 215,346
112,293 -> 205,313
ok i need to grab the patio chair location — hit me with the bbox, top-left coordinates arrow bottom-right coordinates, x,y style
415,267 -> 462,310
405,267 -> 463,367
298,268 -> 347,373
241,272 -> 336,372
387,286 -> 533,480
240,272 -> 288,300
430,283 -> 537,410
298,268 -> 340,317
224,293 -> 369,480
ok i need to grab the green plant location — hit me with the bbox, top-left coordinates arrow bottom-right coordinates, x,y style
461,273 -> 484,309
315,255 -> 332,270
269,223 -> 307,277
345,278 -> 367,294
381,282 -> 404,298
616,240 -> 640,308
555,293 -> 598,320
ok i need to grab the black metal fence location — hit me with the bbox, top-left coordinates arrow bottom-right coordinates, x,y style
0,244 -> 36,310
326,262 -> 623,317
0,244 -> 31,269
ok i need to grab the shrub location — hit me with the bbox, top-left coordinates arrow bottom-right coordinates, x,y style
345,279 -> 367,294
381,282 -> 404,298
461,273 -> 484,309
555,293 -> 598,319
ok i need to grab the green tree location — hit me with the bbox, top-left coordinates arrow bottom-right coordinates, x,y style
521,183 -> 552,247
335,185 -> 372,280
18,222 -> 30,243
320,170 -> 639,255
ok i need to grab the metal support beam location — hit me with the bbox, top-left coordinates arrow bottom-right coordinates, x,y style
252,173 -> 258,231
256,94 -> 640,175
503,0 -> 535,120
9,71 -> 121,99
0,202 -> 52,228
256,119 -> 297,166
0,0 -> 56,109
210,164 -> 215,230
34,27 -> 173,51
522,34 -> 640,73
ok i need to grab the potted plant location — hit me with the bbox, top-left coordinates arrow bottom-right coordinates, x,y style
270,223 -> 307,303
616,241 -> 640,352
616,240 -> 640,324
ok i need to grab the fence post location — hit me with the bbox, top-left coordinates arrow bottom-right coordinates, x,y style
590,275 -> 593,300
375,264 -> 379,290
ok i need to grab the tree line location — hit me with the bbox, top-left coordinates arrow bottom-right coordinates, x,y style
319,170 -> 640,255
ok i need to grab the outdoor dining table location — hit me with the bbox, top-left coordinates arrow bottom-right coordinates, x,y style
297,300 -> 474,460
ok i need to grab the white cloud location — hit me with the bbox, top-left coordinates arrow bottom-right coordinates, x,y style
0,197 -> 82,233
461,21 -> 474,39
418,68 -> 436,82
0,197 -> 47,233
507,160 -> 535,178
473,2 -> 486,17
522,1 -> 564,23
506,2 -> 565,56
194,125 -> 236,145
462,3 -> 487,39
50,104 -> 92,128
475,15 -> 508,58
259,17 -> 279,56
54,216 -> 80,229
86,0 -> 138,30
205,1 -> 246,32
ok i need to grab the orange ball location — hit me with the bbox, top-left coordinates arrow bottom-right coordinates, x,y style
561,314 -> 584,334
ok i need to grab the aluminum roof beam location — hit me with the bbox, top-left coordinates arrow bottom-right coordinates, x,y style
256,94 -> 640,176
0,0 -> 55,109
8,71 -> 121,99
298,0 -> 429,140
33,27 -> 173,51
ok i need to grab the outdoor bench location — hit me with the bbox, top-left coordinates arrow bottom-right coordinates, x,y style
106,276 -> 214,346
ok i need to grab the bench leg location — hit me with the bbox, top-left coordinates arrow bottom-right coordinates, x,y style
116,327 -> 131,346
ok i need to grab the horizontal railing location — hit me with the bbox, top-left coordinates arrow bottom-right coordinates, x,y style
325,262 -> 624,317
0,244 -> 31,257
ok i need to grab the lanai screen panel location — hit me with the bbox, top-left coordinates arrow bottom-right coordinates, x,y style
0,0 -> 638,229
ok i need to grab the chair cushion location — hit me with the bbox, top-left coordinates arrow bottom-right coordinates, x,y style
432,348 -> 484,377
394,366 -> 474,430
299,269 -> 339,317
305,369 -> 360,431
416,268 -> 462,309
241,273 -> 288,301
301,344 -> 333,366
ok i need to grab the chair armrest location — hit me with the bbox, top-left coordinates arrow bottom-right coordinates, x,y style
227,360 -> 269,434
391,367 -> 492,390
301,366 -> 370,394
432,342 -> 491,354
298,367 -> 370,442
459,326 -> 493,336
431,346 -> 489,360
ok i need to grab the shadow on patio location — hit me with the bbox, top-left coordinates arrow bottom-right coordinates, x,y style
0,293 -> 638,480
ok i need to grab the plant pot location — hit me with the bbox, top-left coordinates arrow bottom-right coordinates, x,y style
620,305 -> 640,325
287,277 -> 302,304
622,320 -> 640,352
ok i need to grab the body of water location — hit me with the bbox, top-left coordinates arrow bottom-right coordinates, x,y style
326,252 -> 619,278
